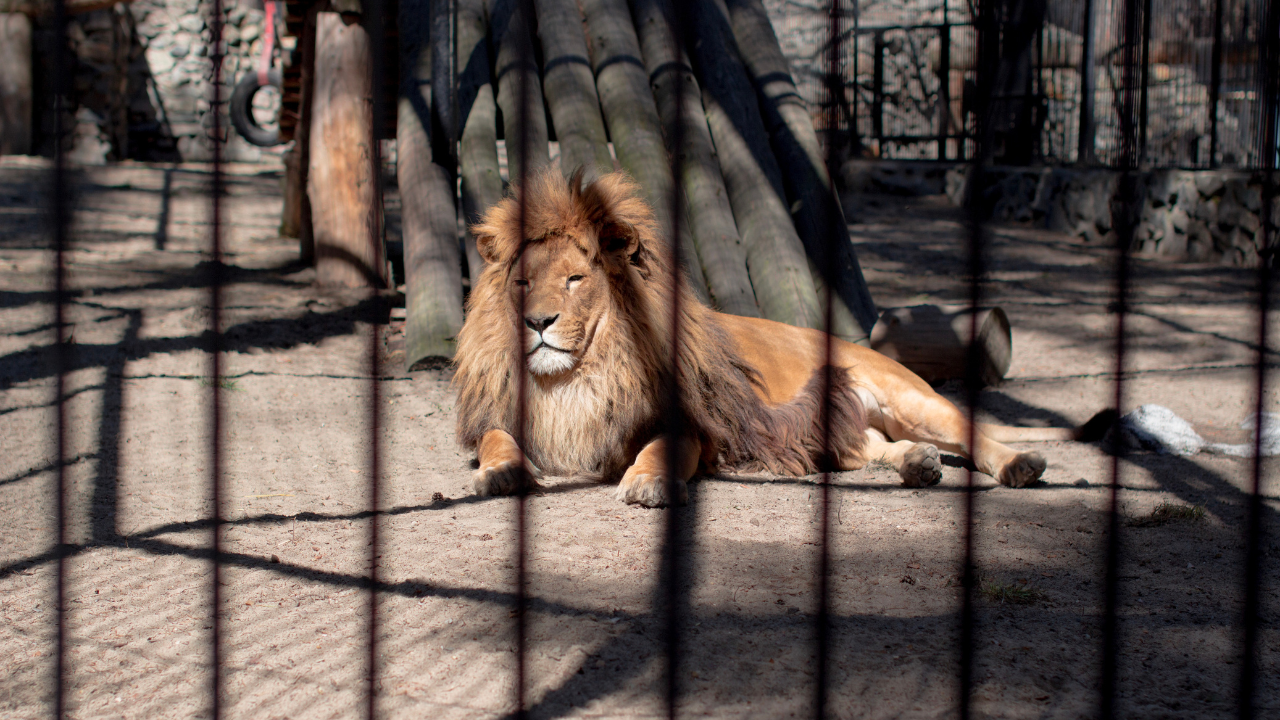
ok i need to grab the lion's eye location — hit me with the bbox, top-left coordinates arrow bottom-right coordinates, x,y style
567,275 -> 584,283
514,278 -> 529,287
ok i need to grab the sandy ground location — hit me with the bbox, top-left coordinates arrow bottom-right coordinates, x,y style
1,157 -> 1278,719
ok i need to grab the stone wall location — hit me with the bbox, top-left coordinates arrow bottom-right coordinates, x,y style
842,159 -> 1279,268
31,0 -> 283,163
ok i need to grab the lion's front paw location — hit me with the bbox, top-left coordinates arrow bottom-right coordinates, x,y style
900,443 -> 942,488
615,472 -> 688,508
997,451 -> 1046,488
474,460 -> 539,497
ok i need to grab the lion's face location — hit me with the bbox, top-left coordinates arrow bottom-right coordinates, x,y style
511,234 -> 611,376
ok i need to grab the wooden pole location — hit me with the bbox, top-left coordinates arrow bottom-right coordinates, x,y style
581,0 -> 709,302
722,0 -> 877,340
458,0 -> 502,284
294,2 -> 321,261
684,0 -> 821,330
489,0 -> 549,182
400,0 -> 465,365
308,11 -> 387,288
630,0 -> 756,316
0,13 -> 32,156
533,0 -> 613,179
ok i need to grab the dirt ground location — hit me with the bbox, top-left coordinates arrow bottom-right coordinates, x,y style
1,156 -> 1278,719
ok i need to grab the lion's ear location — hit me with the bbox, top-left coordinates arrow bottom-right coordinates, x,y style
473,226 -> 502,264
598,221 -> 639,259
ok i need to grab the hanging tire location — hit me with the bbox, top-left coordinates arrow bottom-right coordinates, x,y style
230,69 -> 283,147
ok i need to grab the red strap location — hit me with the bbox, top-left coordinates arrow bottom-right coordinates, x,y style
257,1 -> 277,86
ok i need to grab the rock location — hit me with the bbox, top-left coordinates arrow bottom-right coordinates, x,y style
178,14 -> 204,33
1114,404 -> 1205,456
169,41 -> 190,58
145,46 -> 176,74
222,25 -> 241,45
240,22 -> 261,44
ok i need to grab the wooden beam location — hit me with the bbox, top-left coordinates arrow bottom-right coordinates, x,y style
457,0 -> 502,285
631,0 -> 758,317
684,0 -> 821,330
724,0 -> 877,340
489,0 -> 549,183
308,11 -> 387,288
581,0 -> 708,302
0,13 -> 31,156
533,0 -> 613,179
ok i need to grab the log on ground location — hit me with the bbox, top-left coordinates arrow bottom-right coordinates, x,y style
870,305 -> 1012,387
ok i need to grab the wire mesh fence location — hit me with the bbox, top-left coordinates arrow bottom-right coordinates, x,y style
0,0 -> 1276,717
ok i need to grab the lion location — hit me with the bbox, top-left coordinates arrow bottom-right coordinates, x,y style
453,169 -> 1103,507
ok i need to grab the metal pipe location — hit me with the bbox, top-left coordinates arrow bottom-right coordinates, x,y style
1208,0 -> 1225,167
1078,0 -> 1097,164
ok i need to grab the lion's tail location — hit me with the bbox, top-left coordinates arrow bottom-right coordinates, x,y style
732,365 -> 869,476
979,409 -> 1118,443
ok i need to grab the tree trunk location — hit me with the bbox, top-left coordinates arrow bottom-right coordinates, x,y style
684,0 -> 820,330
581,0 -> 708,302
400,0 -> 465,366
309,12 -> 387,288
723,0 -> 876,341
458,0 -> 503,284
0,13 -> 32,156
631,0 -> 757,318
489,0 -> 550,183
533,0 -> 613,179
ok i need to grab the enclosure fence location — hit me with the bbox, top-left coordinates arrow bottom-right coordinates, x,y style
20,0 -> 1280,717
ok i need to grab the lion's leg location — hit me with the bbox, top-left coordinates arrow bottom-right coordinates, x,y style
839,428 -> 942,488
882,395 -> 1046,488
615,435 -> 700,507
474,429 -> 541,496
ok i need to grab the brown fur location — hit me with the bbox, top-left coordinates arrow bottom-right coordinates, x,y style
452,170 -> 867,480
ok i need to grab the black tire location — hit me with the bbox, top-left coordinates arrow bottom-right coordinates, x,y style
230,69 -> 283,147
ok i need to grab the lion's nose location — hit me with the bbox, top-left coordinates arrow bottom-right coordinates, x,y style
524,314 -> 559,333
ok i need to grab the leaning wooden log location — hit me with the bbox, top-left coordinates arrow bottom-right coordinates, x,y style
721,0 -> 876,341
580,0 -> 709,302
0,13 -> 32,156
400,0 -> 464,366
683,0 -> 821,330
533,0 -> 613,179
457,0 -> 503,284
870,305 -> 1012,387
489,0 -> 550,182
292,1 -> 321,261
308,11 -> 387,288
630,0 -> 756,317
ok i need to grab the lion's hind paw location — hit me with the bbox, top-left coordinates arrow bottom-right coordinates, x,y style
900,443 -> 942,488
997,451 -> 1047,488
615,473 -> 688,508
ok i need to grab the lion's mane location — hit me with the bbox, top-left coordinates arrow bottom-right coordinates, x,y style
452,170 -> 867,479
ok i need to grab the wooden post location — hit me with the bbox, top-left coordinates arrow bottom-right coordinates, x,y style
0,13 -> 32,156
457,0 -> 502,284
631,0 -> 757,317
293,2 -> 321,259
581,0 -> 709,302
308,11 -> 387,287
685,0 -> 821,330
400,0 -> 464,366
489,0 -> 550,182
533,0 -> 613,179
723,0 -> 877,341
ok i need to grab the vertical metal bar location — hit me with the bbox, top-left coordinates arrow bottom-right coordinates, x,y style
1208,0 -> 1226,168
207,0 -> 227,715
939,9 -> 952,161
366,0 -> 387,716
52,0 -> 70,715
660,0 -> 689,717
1078,0 -> 1097,165
1138,0 -> 1152,164
873,30 -> 884,152
1100,0 -> 1143,715
1239,4 -> 1279,716
512,1 -> 536,715
958,0 -> 1000,716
